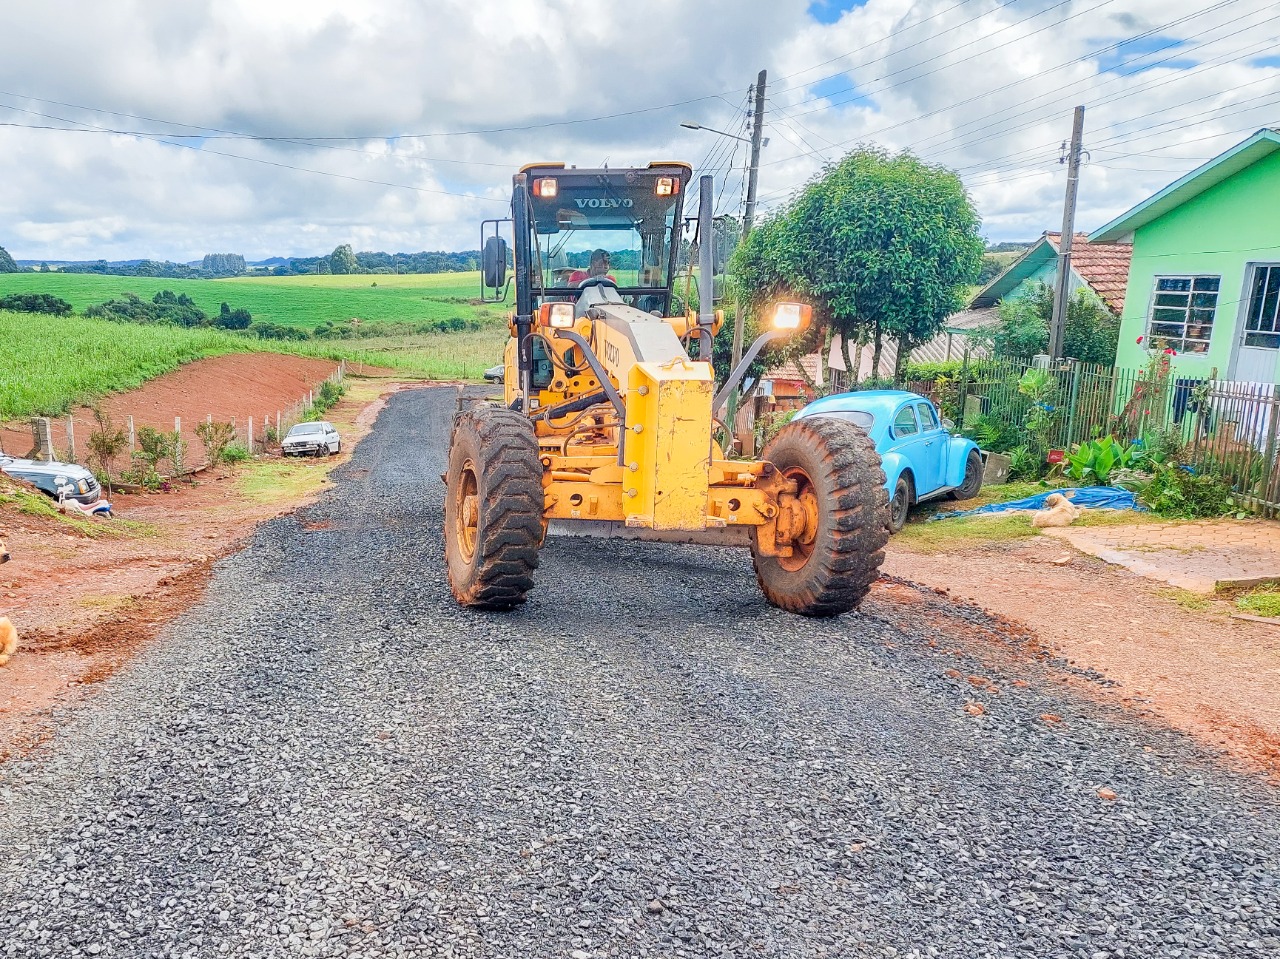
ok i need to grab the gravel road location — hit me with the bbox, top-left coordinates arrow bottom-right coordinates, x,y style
2,386 -> 1278,959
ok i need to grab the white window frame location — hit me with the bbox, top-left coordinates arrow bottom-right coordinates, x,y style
1242,262 -> 1280,350
1145,274 -> 1221,354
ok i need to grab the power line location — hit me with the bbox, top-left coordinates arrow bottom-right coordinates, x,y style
0,102 -> 506,201
759,0 -> 1247,168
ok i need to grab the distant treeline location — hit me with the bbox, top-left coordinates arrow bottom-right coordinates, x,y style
277,246 -> 480,276
58,287 -> 482,343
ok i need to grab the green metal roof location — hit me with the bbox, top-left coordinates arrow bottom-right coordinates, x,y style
968,236 -> 1055,309
1089,128 -> 1280,242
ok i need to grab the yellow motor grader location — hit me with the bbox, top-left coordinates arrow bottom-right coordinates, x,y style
445,162 -> 888,615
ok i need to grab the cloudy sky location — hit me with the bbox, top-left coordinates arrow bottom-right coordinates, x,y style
0,0 -> 1276,262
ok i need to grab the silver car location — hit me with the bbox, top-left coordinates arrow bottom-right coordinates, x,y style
282,421 -> 341,457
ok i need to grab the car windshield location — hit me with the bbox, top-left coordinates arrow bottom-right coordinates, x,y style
289,424 -> 323,436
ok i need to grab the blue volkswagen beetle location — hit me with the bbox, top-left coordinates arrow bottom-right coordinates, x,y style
794,390 -> 983,532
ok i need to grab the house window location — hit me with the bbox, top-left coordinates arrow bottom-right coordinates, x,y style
1244,264 -> 1280,349
1148,276 -> 1219,354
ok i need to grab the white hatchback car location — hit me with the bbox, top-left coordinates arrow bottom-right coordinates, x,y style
282,421 -> 341,457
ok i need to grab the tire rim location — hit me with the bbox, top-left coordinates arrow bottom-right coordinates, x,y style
892,484 -> 909,527
454,460 -> 480,561
965,456 -> 980,490
778,466 -> 820,572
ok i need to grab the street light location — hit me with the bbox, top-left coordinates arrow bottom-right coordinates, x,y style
680,121 -> 767,148
680,121 -> 753,144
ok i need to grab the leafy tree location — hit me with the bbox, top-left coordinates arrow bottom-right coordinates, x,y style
329,244 -> 359,275
985,281 -> 1119,365
0,293 -> 73,316
216,302 -> 252,330
202,253 -> 247,276
730,147 -> 983,379
0,245 -> 18,273
39,262 -> 50,273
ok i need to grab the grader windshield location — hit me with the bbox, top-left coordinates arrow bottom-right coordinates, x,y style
522,164 -> 690,312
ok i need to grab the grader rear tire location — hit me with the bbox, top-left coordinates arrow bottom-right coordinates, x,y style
444,406 -> 543,609
751,417 -> 890,617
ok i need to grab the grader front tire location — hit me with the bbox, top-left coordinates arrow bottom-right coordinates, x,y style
751,417 -> 890,617
444,406 -> 543,609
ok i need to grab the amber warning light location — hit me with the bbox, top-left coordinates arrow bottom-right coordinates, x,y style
655,177 -> 679,196
532,177 -> 558,198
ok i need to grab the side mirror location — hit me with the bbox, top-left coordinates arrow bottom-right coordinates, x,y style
482,236 -> 508,290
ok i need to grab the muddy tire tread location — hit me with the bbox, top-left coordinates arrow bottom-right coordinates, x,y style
752,416 -> 890,617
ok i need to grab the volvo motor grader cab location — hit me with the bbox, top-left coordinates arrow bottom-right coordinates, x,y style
445,162 -> 888,615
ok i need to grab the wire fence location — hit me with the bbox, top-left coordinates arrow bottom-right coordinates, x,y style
953,355 -> 1280,516
7,361 -> 346,475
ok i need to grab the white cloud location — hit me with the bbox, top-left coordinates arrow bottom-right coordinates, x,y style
0,0 -> 1276,261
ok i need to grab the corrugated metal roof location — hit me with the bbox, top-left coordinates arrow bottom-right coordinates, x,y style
1089,128 -> 1280,242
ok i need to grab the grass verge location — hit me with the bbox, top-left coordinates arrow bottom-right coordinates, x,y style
1237,587 -> 1280,618
894,513 -> 1040,553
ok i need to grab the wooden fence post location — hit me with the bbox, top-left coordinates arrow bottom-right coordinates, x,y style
248,416 -> 254,453
66,416 -> 76,462
127,415 -> 135,450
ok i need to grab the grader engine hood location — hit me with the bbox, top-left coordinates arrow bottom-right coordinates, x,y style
578,293 -> 715,532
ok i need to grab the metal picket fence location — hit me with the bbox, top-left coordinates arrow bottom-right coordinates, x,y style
953,354 -> 1280,516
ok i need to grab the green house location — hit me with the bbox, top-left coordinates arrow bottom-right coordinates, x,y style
1091,128 -> 1280,383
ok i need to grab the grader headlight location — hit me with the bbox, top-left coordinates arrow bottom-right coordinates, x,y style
539,302 -> 575,328
772,301 -> 812,333
532,177 -> 558,198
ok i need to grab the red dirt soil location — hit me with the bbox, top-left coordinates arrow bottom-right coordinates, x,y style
879,539 -> 1280,780
0,377 -> 419,761
0,353 -> 340,465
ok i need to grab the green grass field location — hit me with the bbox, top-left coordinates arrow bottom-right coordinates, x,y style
0,271 -> 510,330
0,310 -> 254,418
0,308 -> 506,419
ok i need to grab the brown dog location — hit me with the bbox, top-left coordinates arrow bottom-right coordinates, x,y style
0,540 -> 14,666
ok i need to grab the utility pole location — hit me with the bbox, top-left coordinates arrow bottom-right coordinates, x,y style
731,68 -> 768,373
1049,105 -> 1085,361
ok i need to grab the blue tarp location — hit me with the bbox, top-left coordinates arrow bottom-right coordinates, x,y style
933,486 -> 1142,521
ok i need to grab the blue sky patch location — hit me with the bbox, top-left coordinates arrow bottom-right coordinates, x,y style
1096,35 -> 1195,75
808,75 -> 858,102
1251,55 -> 1280,68
807,0 -> 866,25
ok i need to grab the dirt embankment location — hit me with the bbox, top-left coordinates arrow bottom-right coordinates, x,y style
880,538 -> 1280,779
1,353 -> 340,465
0,371 -> 421,762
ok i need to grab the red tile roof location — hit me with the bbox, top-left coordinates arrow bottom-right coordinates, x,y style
764,352 -> 824,383
1045,232 -> 1132,313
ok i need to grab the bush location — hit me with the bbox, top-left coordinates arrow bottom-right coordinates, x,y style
85,407 -> 129,491
1138,462 -> 1236,518
1062,436 -> 1145,485
901,360 -> 963,384
984,282 -> 1119,366
221,442 -> 250,464
0,292 -> 73,316
215,302 -> 252,330
195,419 -> 237,467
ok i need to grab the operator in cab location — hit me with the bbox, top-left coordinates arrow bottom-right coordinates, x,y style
568,249 -> 615,286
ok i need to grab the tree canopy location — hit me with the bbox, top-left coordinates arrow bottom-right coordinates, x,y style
0,245 -> 19,273
202,253 -> 247,276
730,147 -> 984,376
329,244 -> 359,275
984,281 -> 1119,366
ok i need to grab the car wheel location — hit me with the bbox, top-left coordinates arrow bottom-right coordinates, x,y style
949,450 -> 984,501
889,474 -> 913,534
